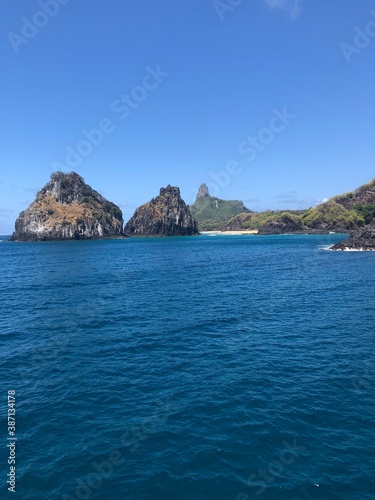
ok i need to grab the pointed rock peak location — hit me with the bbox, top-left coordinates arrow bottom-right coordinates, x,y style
159,185 -> 180,197
38,171 -> 93,205
196,183 -> 210,201
46,171 -> 85,193
50,171 -> 84,182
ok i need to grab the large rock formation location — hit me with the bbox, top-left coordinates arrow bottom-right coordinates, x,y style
124,185 -> 199,236
331,220 -> 375,251
10,171 -> 124,241
190,184 -> 251,231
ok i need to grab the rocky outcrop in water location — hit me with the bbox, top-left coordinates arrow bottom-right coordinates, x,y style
10,171 -> 124,241
331,221 -> 375,251
124,185 -> 199,236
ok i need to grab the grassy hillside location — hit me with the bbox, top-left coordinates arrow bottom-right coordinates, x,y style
191,178 -> 375,233
301,200 -> 362,230
333,178 -> 375,210
225,178 -> 375,233
225,210 -> 305,231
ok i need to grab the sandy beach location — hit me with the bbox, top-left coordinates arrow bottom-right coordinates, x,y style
201,230 -> 258,235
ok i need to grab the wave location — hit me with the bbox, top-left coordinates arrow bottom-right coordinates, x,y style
322,245 -> 375,252
339,247 -> 375,252
319,245 -> 334,251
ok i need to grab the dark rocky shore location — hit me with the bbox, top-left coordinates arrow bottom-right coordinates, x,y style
331,221 -> 375,251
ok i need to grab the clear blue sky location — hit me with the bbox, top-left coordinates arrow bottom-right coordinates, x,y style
1,0 -> 374,233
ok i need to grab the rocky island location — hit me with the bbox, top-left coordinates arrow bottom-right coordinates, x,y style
8,173 -> 375,242
124,185 -> 199,236
10,171 -> 124,241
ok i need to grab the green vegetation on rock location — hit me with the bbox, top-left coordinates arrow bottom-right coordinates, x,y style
353,204 -> 375,225
190,184 -> 251,230
225,210 -> 305,232
221,178 -> 375,234
300,200 -> 362,230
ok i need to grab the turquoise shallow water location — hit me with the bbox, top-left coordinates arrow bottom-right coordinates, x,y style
0,234 -> 374,499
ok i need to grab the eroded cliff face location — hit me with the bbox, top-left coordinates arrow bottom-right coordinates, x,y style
10,172 -> 124,241
331,221 -> 375,251
124,185 -> 199,236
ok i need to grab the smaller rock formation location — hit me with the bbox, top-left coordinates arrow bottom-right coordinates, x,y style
124,185 -> 199,236
331,221 -> 375,251
10,171 -> 124,241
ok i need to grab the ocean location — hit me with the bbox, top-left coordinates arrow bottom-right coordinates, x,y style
0,234 -> 374,499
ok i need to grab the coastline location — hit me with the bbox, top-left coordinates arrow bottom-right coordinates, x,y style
199,230 -> 348,236
200,230 -> 259,235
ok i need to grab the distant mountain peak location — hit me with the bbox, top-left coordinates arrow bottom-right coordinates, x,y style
191,187 -> 250,231
196,183 -> 210,201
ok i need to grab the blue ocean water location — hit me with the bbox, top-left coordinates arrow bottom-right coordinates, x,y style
0,234 -> 374,500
